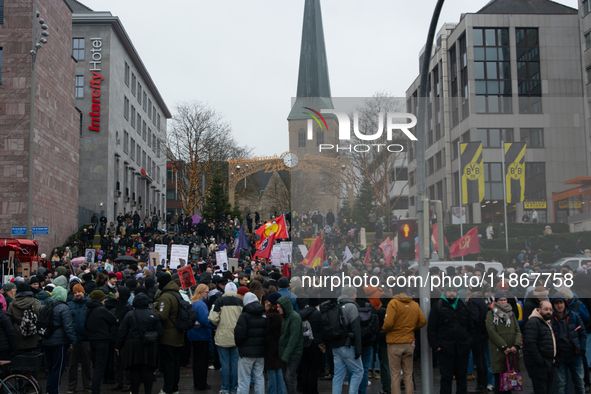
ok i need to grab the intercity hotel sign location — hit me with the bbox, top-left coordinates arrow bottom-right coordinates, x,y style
88,38 -> 104,132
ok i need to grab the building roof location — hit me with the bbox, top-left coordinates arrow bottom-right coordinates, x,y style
288,0 -> 334,120
63,0 -> 93,12
477,0 -> 577,14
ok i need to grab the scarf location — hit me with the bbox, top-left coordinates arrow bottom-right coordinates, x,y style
492,302 -> 514,327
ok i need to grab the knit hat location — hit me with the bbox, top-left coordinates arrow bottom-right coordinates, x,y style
16,283 -> 31,294
237,286 -> 249,296
126,279 -> 138,289
82,273 -> 92,282
72,284 -> 85,293
29,277 -> 40,285
243,292 -> 258,306
116,272 -> 123,280
532,286 -> 549,297
123,269 -> 131,277
494,291 -> 507,300
158,273 -> 171,291
267,292 -> 281,305
496,281 -> 510,291
341,285 -> 357,298
108,273 -> 117,279
89,290 -> 106,301
278,277 -> 290,289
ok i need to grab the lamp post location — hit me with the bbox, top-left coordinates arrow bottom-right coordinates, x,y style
26,10 -> 49,240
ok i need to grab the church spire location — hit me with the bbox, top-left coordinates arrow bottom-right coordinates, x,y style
288,0 -> 333,120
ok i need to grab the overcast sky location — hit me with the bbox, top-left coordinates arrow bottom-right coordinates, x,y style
82,0 -> 579,156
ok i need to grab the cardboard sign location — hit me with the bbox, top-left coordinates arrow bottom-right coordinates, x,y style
155,244 -> 168,265
149,252 -> 159,268
170,244 -> 190,269
216,251 -> 229,272
104,263 -> 114,272
178,265 -> 196,290
85,249 -> 95,264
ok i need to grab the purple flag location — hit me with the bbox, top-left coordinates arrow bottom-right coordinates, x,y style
233,226 -> 248,259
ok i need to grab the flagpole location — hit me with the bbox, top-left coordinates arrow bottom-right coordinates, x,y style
457,140 -> 464,261
501,141 -> 509,252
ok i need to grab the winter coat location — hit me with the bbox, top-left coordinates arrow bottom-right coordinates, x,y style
277,296 -> 303,362
67,296 -> 89,343
521,296 -> 542,326
427,297 -> 474,355
0,310 -> 17,354
188,299 -> 214,342
298,305 -> 323,345
277,288 -> 297,311
42,300 -> 77,347
382,294 -> 426,344
364,286 -> 384,310
7,293 -> 42,350
82,281 -> 96,295
234,301 -> 269,358
35,290 -> 51,304
116,292 -> 163,369
154,281 -> 184,347
486,309 -> 522,374
330,296 -> 363,356
552,307 -> 587,359
523,308 -> 555,369
264,309 -> 283,370
209,291 -> 243,348
85,299 -> 118,342
568,295 -> 591,332
467,296 -> 489,342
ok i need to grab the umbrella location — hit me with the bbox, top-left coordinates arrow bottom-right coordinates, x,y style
114,255 -> 138,263
70,256 -> 86,268
191,214 -> 202,224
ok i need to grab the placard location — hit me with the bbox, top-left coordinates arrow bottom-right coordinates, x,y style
104,262 -> 113,272
451,206 -> 467,224
216,251 -> 229,272
85,249 -> 96,264
149,252 -> 159,268
280,242 -> 292,255
22,262 -> 30,280
178,265 -> 196,290
298,245 -> 308,257
155,244 -> 168,265
170,244 -> 190,269
271,245 -> 283,267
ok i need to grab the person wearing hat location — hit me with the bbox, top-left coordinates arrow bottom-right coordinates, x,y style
3,283 -> 16,307
236,286 -> 249,300
7,283 -> 42,356
66,284 -> 91,393
263,292 -> 286,394
551,292 -> 587,394
277,277 -> 297,311
28,276 -> 41,295
523,286 -> 549,326
43,286 -> 77,394
427,287 -> 474,394
466,285 -> 490,392
523,300 -> 556,394
85,290 -> 117,394
486,290 -> 522,393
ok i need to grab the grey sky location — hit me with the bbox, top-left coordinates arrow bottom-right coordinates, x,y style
82,0 -> 579,156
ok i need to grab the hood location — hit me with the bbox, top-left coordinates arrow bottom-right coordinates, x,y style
162,280 -> 180,293
277,295 -> 294,316
86,298 -> 104,310
118,286 -> 131,303
12,294 -> 36,308
243,299 -> 264,316
56,266 -> 67,276
36,291 -> 51,300
551,292 -> 569,309
394,293 -> 412,303
298,305 -> 316,321
225,282 -> 237,294
364,286 -> 384,298
296,295 -> 309,310
133,292 -> 151,309
53,276 -> 68,290
243,292 -> 259,307
51,286 -> 67,303
144,277 -> 155,289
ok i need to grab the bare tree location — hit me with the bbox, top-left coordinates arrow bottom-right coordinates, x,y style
167,100 -> 251,216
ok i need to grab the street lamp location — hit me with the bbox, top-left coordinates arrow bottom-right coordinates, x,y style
26,10 -> 49,240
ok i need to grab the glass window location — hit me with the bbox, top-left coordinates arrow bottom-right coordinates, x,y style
316,131 -> 324,146
142,121 -> 147,141
124,96 -> 129,120
130,138 -> 135,161
123,131 -> 128,153
474,28 -> 511,114
136,114 -> 141,134
520,128 -> 544,148
476,128 -> 513,148
298,130 -> 306,147
148,99 -> 152,119
138,84 -> 142,104
75,75 -> 84,98
131,106 -> 136,128
124,62 -> 130,86
143,92 -> 147,111
525,162 -> 546,199
0,1 -> 4,24
72,38 -> 84,60
131,73 -> 136,96
516,28 -> 541,113
585,0 -> 591,15
483,163 -> 504,200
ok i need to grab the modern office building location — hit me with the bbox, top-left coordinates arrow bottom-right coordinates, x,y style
406,0 -> 587,225
66,0 -> 171,227
0,0 -> 80,251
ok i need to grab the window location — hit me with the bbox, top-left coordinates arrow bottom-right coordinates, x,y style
298,130 -> 306,147
124,96 -> 130,120
136,114 -> 141,133
153,107 -> 157,125
143,92 -> 147,111
476,128 -> 513,148
138,84 -> 142,104
123,131 -> 128,153
136,146 -> 141,163
435,151 -> 442,170
395,168 -> 408,181
148,99 -> 152,119
521,128 -> 544,148
131,73 -> 136,96
428,185 -> 435,200
72,38 -> 84,60
436,181 -> 443,201
585,0 -> 591,15
157,140 -> 161,158
452,138 -> 459,159
316,131 -> 325,146
428,157 -> 434,175
428,130 -> 434,147
124,62 -> 130,86
459,34 -> 469,120
142,151 -> 146,170
157,114 -> 161,131
131,106 -> 136,128
410,170 -> 416,187
0,1 -> 4,24
0,47 -> 2,84
142,121 -> 147,141
449,44 -> 459,126
525,162 -> 546,199
75,75 -> 84,98
483,163 -> 503,200
516,28 -> 541,113
130,138 -> 135,161
167,167 -> 173,181
392,197 -> 409,210
473,28 -> 512,114
462,131 -> 470,142
148,128 -> 152,148
167,190 -> 176,200
152,134 -> 157,152
586,32 -> 591,50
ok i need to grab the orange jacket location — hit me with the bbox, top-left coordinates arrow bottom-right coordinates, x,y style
364,285 -> 384,309
381,294 -> 426,344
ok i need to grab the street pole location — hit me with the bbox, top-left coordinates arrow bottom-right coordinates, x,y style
416,1 -> 445,392
501,142 -> 509,251
26,10 -> 49,240
457,140 -> 464,261
435,200 -> 444,259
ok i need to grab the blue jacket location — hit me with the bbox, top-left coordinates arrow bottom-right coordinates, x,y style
42,300 -> 77,347
552,293 -> 587,358
68,296 -> 89,342
278,288 -> 297,311
188,299 -> 214,342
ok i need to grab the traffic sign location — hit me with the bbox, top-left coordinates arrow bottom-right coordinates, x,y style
11,227 -> 26,235
32,227 -> 49,235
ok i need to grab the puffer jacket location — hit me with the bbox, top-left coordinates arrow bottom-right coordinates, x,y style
67,295 -> 89,343
42,287 -> 77,347
551,293 -> 586,358
298,303 -> 323,345
7,293 -> 42,350
523,308 -> 556,369
154,281 -> 184,347
427,296 -> 474,355
277,296 -> 303,362
264,308 -> 283,370
35,290 -> 52,304
0,309 -> 17,354
209,291 -> 243,348
85,298 -> 118,342
234,298 -> 269,358
382,293 -> 426,344
486,309 -> 522,373
188,299 -> 214,342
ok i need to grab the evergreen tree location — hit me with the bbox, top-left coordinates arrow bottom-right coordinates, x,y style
202,171 -> 241,221
352,178 -> 375,228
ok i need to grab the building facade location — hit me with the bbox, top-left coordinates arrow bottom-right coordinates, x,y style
406,0 -> 587,225
0,0 -> 80,252
69,2 -> 171,227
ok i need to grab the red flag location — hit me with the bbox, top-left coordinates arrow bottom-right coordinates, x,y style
379,237 -> 395,267
449,227 -> 480,258
302,235 -> 322,267
282,263 -> 291,278
364,247 -> 371,265
255,215 -> 289,241
310,245 -> 325,268
254,232 -> 276,260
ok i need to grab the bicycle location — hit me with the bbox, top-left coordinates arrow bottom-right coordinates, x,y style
0,352 -> 43,394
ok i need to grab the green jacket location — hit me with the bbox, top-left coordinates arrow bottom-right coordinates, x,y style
486,309 -> 522,374
153,281 -> 184,347
277,296 -> 303,362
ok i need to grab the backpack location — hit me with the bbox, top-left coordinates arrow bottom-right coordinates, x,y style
19,306 -> 38,337
320,300 -> 349,345
358,303 -> 379,346
36,301 -> 63,339
165,291 -> 197,332
302,320 -> 314,347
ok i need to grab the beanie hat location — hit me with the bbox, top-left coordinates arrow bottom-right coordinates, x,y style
278,277 -> 290,289
341,285 -> 357,298
29,276 -> 40,285
123,269 -> 131,277
243,292 -> 258,306
267,292 -> 281,305
532,286 -> 549,297
116,272 -> 123,280
82,273 -> 92,282
89,290 -> 106,301
496,281 -> 510,291
108,273 -> 117,279
72,284 -> 85,293
126,279 -> 138,289
158,273 -> 172,291
494,291 -> 507,300
16,283 -> 31,294
237,286 -> 249,296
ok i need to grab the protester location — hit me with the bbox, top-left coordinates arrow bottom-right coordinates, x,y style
67,284 -> 92,393
523,301 -> 556,393
7,282 -> 42,355
466,286 -> 489,392
297,294 -> 323,394
277,295 -> 303,394
264,292 -> 287,394
0,298 -> 16,360
189,284 -> 214,391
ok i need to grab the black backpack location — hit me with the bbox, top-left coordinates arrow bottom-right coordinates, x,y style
165,291 -> 198,332
358,303 -> 379,346
36,301 -> 63,339
320,300 -> 349,345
